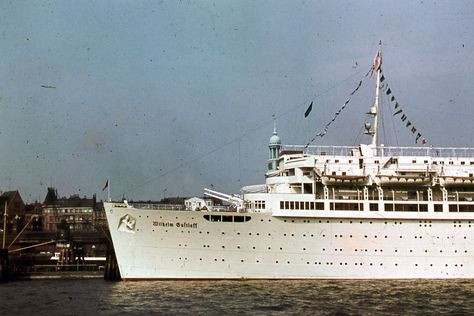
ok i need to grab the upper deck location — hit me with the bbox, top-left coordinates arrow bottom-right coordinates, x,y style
283,145 -> 474,159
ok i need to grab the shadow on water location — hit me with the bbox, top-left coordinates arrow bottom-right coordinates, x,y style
1,279 -> 474,315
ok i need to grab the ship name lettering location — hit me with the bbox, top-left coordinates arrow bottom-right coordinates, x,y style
176,222 -> 198,229
153,221 -> 174,227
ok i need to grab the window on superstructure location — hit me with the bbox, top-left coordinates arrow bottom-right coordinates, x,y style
459,205 -> 474,212
394,204 -> 418,212
419,204 -> 428,212
434,204 -> 443,212
280,201 -> 284,209
334,203 -> 361,211
303,183 -> 313,194
234,216 -> 244,222
211,215 -> 221,222
222,216 -> 233,222
290,201 -> 295,210
254,201 -> 266,210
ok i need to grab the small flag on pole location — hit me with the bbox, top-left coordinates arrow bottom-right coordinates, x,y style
102,179 -> 109,191
304,101 -> 313,118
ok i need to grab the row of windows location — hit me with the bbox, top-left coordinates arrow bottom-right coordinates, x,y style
175,257 -> 466,269
278,200 -> 474,212
191,243 -> 470,254
280,201 -> 324,210
253,201 -> 266,209
44,208 -> 93,214
203,215 -> 252,222
322,157 -> 474,165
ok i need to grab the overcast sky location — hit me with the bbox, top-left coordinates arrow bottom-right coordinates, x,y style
1,0 -> 473,202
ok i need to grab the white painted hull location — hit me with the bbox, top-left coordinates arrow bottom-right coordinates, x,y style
105,202 -> 474,279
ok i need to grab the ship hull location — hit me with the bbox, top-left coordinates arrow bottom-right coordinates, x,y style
105,202 -> 474,279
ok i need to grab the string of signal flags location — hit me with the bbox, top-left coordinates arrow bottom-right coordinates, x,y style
303,67 -> 429,147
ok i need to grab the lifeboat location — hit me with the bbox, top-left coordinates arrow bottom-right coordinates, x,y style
321,174 -> 370,185
439,176 -> 474,187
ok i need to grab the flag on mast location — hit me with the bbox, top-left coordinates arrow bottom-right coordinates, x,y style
304,101 -> 313,118
102,179 -> 109,191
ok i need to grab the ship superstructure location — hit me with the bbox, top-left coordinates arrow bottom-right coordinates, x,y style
104,44 -> 474,279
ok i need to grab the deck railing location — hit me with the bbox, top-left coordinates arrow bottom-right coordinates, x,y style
283,145 -> 474,158
130,203 -> 185,211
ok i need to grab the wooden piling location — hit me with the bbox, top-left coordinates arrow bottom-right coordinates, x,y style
0,248 -> 9,282
104,247 -> 121,281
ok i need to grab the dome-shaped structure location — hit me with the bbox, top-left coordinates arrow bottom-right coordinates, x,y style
267,125 -> 282,172
269,131 -> 281,145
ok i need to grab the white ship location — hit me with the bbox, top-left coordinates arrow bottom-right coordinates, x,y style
104,44 -> 474,279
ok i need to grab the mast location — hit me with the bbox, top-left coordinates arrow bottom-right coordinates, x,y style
370,41 -> 382,147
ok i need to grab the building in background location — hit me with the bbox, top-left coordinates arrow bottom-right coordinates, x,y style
42,187 -> 105,232
0,190 -> 26,233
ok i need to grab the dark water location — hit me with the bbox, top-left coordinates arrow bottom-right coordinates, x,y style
1,279 -> 473,315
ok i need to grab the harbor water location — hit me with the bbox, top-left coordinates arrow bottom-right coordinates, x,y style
1,279 -> 474,315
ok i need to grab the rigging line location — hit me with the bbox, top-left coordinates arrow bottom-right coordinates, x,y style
283,64 -> 371,119
121,65 -> 371,197
380,93 -> 387,145
387,88 -> 400,146
305,65 -> 373,147
352,121 -> 365,147
122,137 -> 242,198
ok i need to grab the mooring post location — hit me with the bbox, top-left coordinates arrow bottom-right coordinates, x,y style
104,246 -> 121,281
0,248 -> 9,282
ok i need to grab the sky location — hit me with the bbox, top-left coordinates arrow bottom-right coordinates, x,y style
1,0 -> 473,203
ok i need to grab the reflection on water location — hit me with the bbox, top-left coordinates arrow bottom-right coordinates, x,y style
1,279 -> 473,315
